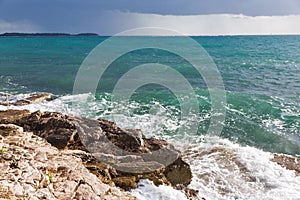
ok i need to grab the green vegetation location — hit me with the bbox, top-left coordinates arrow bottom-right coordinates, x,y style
0,149 -> 7,154
46,173 -> 53,183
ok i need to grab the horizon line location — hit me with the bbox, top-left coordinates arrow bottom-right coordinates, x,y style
1,32 -> 300,37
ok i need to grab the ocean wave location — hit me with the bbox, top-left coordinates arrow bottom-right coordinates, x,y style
180,137 -> 300,200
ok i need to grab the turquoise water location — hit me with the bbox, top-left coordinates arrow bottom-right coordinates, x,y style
0,35 -> 299,156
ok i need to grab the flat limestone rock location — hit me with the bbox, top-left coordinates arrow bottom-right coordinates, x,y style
0,123 -> 135,200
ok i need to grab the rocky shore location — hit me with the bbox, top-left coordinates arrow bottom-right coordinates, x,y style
0,109 -> 198,199
0,94 -> 299,199
0,123 -> 134,199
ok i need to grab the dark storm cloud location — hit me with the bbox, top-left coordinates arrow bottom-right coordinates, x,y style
1,0 -> 300,20
0,0 -> 299,34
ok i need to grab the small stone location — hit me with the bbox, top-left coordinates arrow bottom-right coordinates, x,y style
112,176 -> 137,189
163,158 -> 192,186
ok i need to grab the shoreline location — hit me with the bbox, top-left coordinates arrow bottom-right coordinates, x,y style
0,108 -> 199,199
0,33 -> 99,37
0,94 -> 299,199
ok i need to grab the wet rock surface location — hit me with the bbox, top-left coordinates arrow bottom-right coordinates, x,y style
272,154 -> 300,175
0,110 -> 195,199
76,117 -> 180,173
0,93 -> 52,106
164,157 -> 192,186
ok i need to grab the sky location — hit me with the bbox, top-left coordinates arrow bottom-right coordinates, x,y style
0,0 -> 300,35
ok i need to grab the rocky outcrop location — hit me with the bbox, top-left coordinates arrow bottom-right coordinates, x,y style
0,93 -> 52,106
0,110 -> 196,199
0,124 -> 135,199
76,117 -> 180,174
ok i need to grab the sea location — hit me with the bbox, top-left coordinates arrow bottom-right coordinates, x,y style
0,35 -> 299,200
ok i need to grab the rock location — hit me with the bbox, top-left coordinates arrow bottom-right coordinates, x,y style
183,187 -> 201,200
0,123 -> 135,199
0,110 -> 31,124
0,93 -> 52,106
272,154 -> 300,175
164,158 -> 192,186
11,110 -> 78,149
0,110 -> 179,164
0,109 -> 194,199
66,148 -> 180,191
97,119 -> 141,152
97,119 -> 171,153
25,93 -> 52,103
76,117 -> 179,173
112,176 -> 137,189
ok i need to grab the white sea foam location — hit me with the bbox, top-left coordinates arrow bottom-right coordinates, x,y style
0,93 -> 94,116
130,136 -> 300,200
178,137 -> 300,200
131,179 -> 187,200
